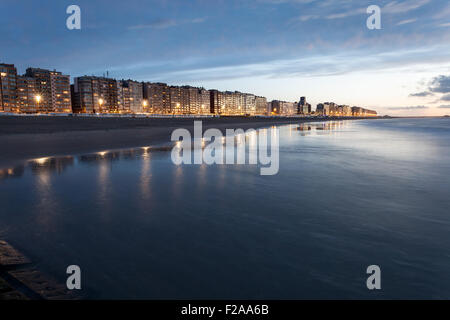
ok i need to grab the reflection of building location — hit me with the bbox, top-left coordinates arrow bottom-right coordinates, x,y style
0,166 -> 25,180
29,156 -> 74,175
297,123 -> 312,131
0,63 -> 18,113
25,68 -> 71,113
78,148 -> 164,163
79,151 -> 122,163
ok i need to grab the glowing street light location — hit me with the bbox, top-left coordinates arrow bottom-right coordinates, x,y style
35,95 -> 42,111
142,99 -> 148,111
98,98 -> 104,113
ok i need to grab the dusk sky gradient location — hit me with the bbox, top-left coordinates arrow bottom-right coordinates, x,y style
1,0 -> 450,115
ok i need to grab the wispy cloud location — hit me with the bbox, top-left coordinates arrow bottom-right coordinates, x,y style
135,45 -> 450,84
387,106 -> 429,110
297,15 -> 319,22
397,19 -> 417,26
258,0 -> 317,4
438,105 -> 450,108
433,3 -> 450,19
325,8 -> 365,20
128,17 -> 206,30
383,0 -> 431,14
304,0 -> 431,21
440,94 -> 450,101
409,91 -> 433,97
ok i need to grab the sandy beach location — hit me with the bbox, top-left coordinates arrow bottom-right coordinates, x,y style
0,115 -> 365,168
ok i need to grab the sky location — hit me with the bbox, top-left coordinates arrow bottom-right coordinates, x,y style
1,0 -> 450,116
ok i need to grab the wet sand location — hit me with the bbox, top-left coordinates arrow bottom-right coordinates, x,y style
0,116 -> 366,168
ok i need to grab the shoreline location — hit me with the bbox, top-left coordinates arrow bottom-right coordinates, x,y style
0,116 -> 378,169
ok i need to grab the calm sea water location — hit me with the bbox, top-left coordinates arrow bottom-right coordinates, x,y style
1,118 -> 450,299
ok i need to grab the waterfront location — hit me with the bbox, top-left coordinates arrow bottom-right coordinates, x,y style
1,118 -> 450,299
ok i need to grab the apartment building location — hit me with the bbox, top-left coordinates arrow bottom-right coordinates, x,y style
271,100 -> 296,115
17,76 -> 38,113
72,76 -> 119,113
25,68 -> 71,113
255,96 -> 268,115
0,63 -> 18,113
119,80 -> 144,113
143,82 -> 170,114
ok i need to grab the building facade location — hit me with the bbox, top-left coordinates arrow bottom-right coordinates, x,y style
72,76 -> 120,113
17,76 -> 38,113
198,88 -> 211,114
271,100 -> 296,115
244,93 -> 256,115
119,80 -> 144,113
143,82 -> 171,114
25,68 -> 71,113
0,63 -> 18,113
298,97 -> 312,115
255,96 -> 268,115
210,90 -> 225,115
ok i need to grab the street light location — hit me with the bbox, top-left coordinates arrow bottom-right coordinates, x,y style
35,95 -> 42,112
142,99 -> 148,113
98,98 -> 104,113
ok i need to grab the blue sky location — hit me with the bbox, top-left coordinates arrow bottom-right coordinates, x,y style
1,0 -> 450,115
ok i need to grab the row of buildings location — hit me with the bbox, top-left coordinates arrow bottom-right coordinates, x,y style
0,64 -> 71,114
1,62 -> 377,117
316,102 -> 377,117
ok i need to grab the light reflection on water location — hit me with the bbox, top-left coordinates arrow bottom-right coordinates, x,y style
1,119 -> 450,299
